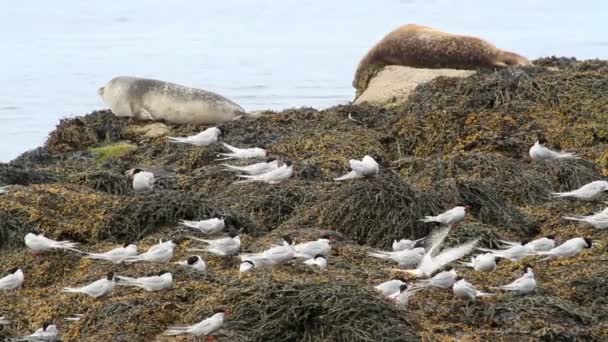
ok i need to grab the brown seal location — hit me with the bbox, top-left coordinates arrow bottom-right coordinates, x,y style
353,24 -> 532,93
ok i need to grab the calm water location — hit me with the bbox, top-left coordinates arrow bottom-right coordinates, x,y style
2,0 -> 608,162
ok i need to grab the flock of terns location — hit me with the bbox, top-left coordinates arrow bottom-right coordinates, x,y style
0,126 -> 603,341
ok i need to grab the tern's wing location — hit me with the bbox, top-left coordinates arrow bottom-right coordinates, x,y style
349,159 -> 368,175
424,227 -> 450,256
221,142 -> 241,153
420,238 -> 479,275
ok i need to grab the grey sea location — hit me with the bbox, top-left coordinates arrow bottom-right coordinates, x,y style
2,0 -> 608,161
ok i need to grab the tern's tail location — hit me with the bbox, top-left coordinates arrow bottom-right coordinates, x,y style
221,142 -> 240,153
216,153 -> 237,161
408,280 -> 431,292
179,220 -> 199,229
556,152 -> 579,159
419,216 -> 439,223
83,253 -> 110,261
167,137 -> 189,144
497,239 -> 519,247
188,236 -> 212,244
222,164 -> 247,172
492,285 -> 519,291
115,276 -> 138,286
551,191 -> 575,198
476,291 -> 494,297
234,177 -> 258,184
123,256 -> 142,264
367,251 -> 390,260
62,287 -> 83,294
163,326 -> 189,336
53,241 -> 81,253
334,171 -> 360,181
562,216 -> 587,222
459,257 -> 474,268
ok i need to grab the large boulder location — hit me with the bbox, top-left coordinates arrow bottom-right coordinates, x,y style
354,65 -> 474,106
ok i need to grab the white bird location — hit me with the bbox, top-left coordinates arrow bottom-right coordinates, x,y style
24,232 -> 80,253
552,180 -> 608,201
303,254 -> 328,269
167,127 -> 224,146
217,142 -> 268,160
63,272 -> 115,298
23,322 -> 58,342
533,237 -> 592,260
188,233 -> 241,256
223,159 -> 279,175
83,242 -> 138,264
409,267 -> 458,291
173,255 -> 207,272
239,259 -> 262,273
163,310 -> 227,338
478,241 -> 532,261
0,316 -> 9,325
293,235 -> 333,259
498,236 -> 556,252
124,240 -> 176,264
0,267 -> 24,291
564,212 -> 608,229
452,278 -> 492,302
126,168 -> 155,192
492,266 -> 536,295
179,217 -> 225,235
116,271 -> 173,292
462,253 -> 498,272
387,284 -> 412,307
0,186 -> 9,194
420,206 -> 469,227
235,162 -> 293,184
399,227 -> 479,278
239,236 -> 295,266
529,139 -> 579,161
392,236 -> 426,251
239,257 -> 275,273
368,247 -> 425,267
374,278 -> 407,297
334,155 -> 379,181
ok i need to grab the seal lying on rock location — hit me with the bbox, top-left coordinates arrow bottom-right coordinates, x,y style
353,24 -> 532,93
98,76 -> 246,125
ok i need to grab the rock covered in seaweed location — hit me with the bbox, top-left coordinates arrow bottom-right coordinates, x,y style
1,58 -> 608,341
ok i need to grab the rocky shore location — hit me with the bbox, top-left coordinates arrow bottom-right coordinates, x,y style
1,57 -> 607,341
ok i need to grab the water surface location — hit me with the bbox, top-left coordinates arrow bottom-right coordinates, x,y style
2,0 -> 607,161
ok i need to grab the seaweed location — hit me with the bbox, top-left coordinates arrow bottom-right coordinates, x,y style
1,58 -> 608,341
224,281 -> 419,342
